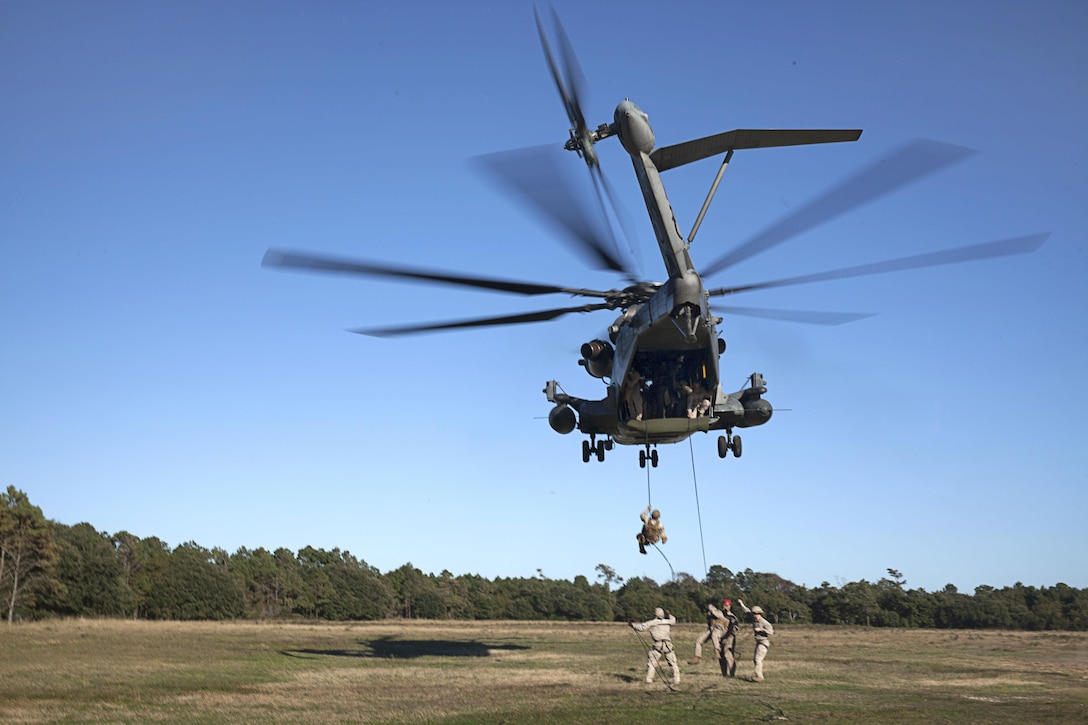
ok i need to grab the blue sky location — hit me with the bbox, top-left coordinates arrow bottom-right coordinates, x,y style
3,0 -> 1086,595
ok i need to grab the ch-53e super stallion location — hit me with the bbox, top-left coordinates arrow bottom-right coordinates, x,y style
263,6 -> 1046,468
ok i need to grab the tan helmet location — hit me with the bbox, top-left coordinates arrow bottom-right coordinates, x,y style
651,509 -> 661,519
654,607 -> 665,618
752,606 -> 764,615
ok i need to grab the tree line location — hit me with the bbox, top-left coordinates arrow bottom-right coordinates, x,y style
3,486 -> 1086,629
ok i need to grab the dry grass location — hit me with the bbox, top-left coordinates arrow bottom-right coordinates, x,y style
1,619 -> 1086,723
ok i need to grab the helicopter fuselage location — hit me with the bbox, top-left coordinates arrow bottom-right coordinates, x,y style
545,101 -> 772,456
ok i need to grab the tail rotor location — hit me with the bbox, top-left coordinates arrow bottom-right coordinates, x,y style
535,3 -> 639,278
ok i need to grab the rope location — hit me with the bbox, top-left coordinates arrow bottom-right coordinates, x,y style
640,439 -> 700,582
688,437 -> 708,579
642,461 -> 674,579
645,449 -> 652,508
651,541 -> 675,580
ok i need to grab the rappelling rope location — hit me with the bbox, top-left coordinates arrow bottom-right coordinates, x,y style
642,439 -> 700,581
645,455 -> 651,508
652,541 -> 675,580
644,431 -> 652,509
643,452 -> 675,578
688,437 -> 708,580
639,431 -> 674,579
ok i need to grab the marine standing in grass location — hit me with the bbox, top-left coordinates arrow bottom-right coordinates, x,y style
737,598 -> 774,682
718,598 -> 741,678
629,607 -> 680,685
690,601 -> 727,664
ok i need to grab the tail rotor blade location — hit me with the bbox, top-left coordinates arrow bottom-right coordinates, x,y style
590,164 -> 641,278
535,3 -> 599,168
473,145 -> 634,276
535,4 -> 587,134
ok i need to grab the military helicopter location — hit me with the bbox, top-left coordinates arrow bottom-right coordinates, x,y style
263,6 -> 1046,468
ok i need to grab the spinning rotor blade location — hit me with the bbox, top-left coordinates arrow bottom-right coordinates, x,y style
351,302 -> 613,337
531,5 -> 638,277
535,3 -> 594,166
530,6 -> 640,278
702,139 -> 977,278
589,162 -> 642,277
707,233 -> 1049,297
717,306 -> 876,326
473,146 -> 635,277
262,248 -> 613,298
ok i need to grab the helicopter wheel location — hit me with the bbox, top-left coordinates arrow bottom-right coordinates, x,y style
639,449 -> 647,468
582,439 -> 591,463
650,449 -> 659,468
717,435 -> 730,459
595,440 -> 606,462
731,435 -> 742,458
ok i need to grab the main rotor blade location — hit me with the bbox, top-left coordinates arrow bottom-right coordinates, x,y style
707,233 -> 1049,297
716,305 -> 876,326
262,248 -> 614,299
351,302 -> 613,337
702,139 -> 978,278
473,145 -> 635,277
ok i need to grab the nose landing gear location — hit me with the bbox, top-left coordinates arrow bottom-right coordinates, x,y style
582,435 -> 612,462
717,432 -> 742,459
639,445 -> 659,468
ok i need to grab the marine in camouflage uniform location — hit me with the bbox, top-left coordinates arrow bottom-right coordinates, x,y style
629,607 -> 680,685
737,598 -> 774,682
636,506 -> 667,555
690,602 -> 727,663
717,598 -> 741,678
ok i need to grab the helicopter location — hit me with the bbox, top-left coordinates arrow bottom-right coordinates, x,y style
263,6 -> 1047,469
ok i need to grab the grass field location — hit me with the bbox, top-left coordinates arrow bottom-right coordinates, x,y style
2,619 -> 1085,723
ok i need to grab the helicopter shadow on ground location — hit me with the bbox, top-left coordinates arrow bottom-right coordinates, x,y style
281,636 -> 530,660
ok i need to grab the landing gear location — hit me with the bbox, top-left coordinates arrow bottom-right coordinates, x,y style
639,446 -> 659,468
582,436 -> 611,463
717,433 -> 742,459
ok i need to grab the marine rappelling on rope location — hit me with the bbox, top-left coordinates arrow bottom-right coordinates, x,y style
633,438 -> 708,583
635,505 -> 666,555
